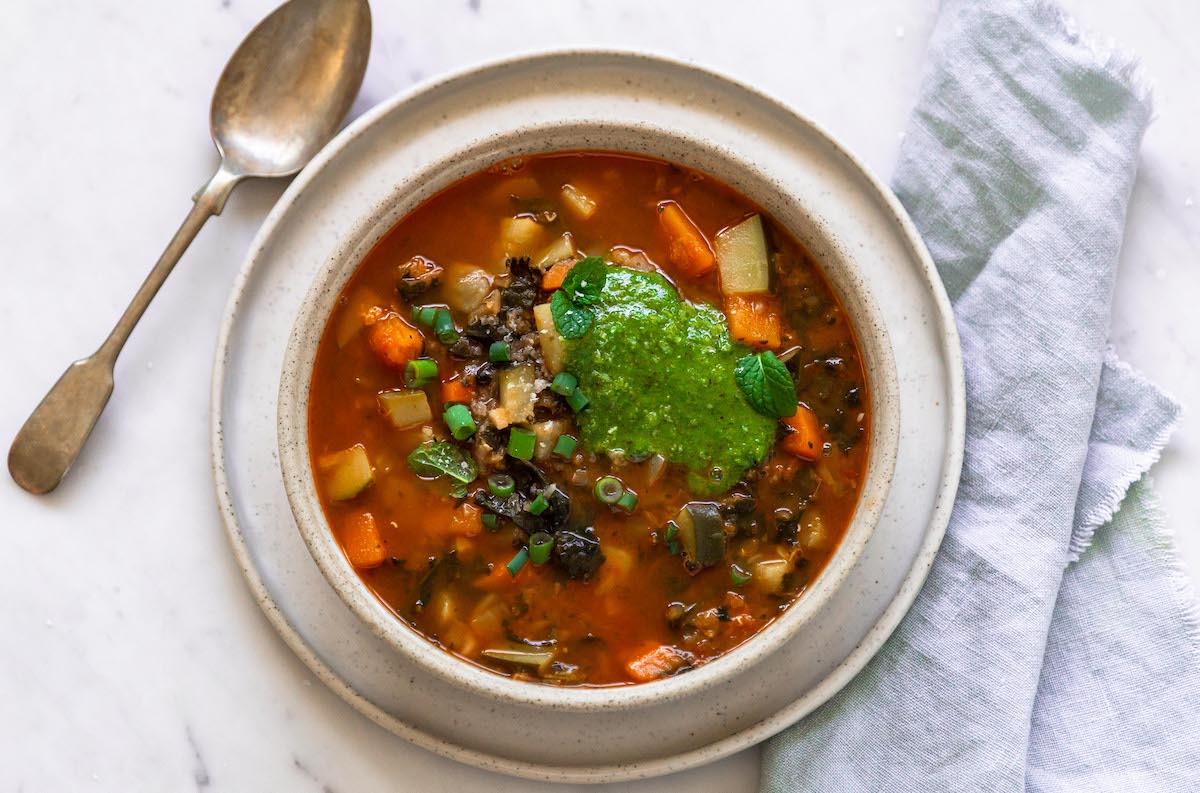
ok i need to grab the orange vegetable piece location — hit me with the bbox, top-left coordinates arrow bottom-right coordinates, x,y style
780,406 -> 824,461
625,644 -> 687,682
446,503 -> 483,537
441,377 -> 474,405
724,294 -> 782,350
541,260 -> 575,290
341,512 -> 386,569
366,314 -> 423,370
658,201 -> 716,277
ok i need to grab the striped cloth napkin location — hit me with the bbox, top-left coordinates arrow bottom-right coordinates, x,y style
761,1 -> 1200,790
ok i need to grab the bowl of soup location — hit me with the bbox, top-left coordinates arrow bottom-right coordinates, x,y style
279,135 -> 899,708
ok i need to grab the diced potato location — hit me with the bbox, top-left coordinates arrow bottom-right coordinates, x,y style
377,390 -> 432,430
753,559 -> 789,592
532,419 -> 569,460
535,232 -> 577,270
498,363 -> 537,424
490,175 -> 541,201
560,183 -> 597,219
799,510 -> 831,550
625,645 -> 687,682
501,216 -> 544,256
442,264 -> 493,312
533,303 -> 565,374
487,406 -> 512,430
448,503 -> 483,537
595,546 -> 634,595
340,512 -> 386,569
334,290 -> 384,348
469,593 -> 508,633
715,214 -> 770,294
318,444 -> 373,501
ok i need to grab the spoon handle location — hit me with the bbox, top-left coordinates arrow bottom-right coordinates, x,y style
8,165 -> 242,494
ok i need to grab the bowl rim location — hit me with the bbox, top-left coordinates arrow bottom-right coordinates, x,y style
276,106 -> 903,710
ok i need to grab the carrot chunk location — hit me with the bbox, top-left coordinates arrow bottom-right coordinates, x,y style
541,260 -> 575,290
366,314 -> 423,370
724,294 -> 782,350
625,644 -> 688,682
441,377 -> 474,405
446,503 -> 483,537
658,201 -> 716,277
341,512 -> 386,569
780,406 -> 824,461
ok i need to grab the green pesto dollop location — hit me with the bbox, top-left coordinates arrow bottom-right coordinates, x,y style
564,266 -> 776,492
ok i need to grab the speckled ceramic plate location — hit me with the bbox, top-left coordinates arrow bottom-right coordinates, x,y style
211,51 -> 964,783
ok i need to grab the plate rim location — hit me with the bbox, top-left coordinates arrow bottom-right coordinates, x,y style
210,47 -> 965,783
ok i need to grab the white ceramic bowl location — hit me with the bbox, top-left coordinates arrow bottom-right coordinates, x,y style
278,121 -> 900,711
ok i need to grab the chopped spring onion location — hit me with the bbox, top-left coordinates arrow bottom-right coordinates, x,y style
552,434 -> 577,458
481,513 -> 499,530
415,305 -> 440,327
487,473 -> 515,497
433,308 -> 459,344
730,563 -> 753,586
665,522 -> 679,541
550,372 -> 578,396
507,427 -> 537,461
489,340 -> 511,363
566,387 -> 590,412
667,540 -> 682,556
529,531 -> 555,565
506,547 -> 530,577
616,490 -> 638,512
403,358 -> 438,388
443,404 -> 476,440
528,489 -> 550,516
594,476 -> 624,505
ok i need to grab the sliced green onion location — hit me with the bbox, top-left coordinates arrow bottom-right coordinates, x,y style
550,372 -> 578,396
403,358 -> 438,388
529,532 -> 555,565
528,490 -> 550,516
552,434 -> 577,458
481,513 -> 499,529
506,547 -> 530,577
507,427 -> 537,461
443,404 -> 476,440
730,563 -> 752,586
416,305 -> 439,326
665,521 -> 679,541
434,309 -> 459,344
411,305 -> 422,323
566,387 -> 590,412
487,473 -> 515,497
667,540 -> 682,555
616,490 -> 638,512
489,341 -> 511,363
594,476 -> 624,505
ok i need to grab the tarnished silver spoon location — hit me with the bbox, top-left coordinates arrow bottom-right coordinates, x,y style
8,0 -> 371,494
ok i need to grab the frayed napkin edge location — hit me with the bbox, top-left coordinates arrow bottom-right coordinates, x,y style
1130,479 -> 1200,665
1067,350 -> 1183,563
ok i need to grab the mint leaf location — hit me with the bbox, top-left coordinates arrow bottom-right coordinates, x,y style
734,351 -> 798,419
550,289 -> 594,339
407,441 -> 478,488
561,256 -> 607,306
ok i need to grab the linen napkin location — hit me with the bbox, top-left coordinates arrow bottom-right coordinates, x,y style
761,1 -> 1199,790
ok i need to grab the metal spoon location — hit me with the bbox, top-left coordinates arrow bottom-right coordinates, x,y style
8,0 -> 371,494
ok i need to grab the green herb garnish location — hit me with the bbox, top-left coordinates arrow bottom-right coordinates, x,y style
734,350 -> 798,419
550,290 -> 594,339
406,441 -> 478,492
560,256 -> 607,305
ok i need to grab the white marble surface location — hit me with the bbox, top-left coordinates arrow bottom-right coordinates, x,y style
1,1 -> 1195,790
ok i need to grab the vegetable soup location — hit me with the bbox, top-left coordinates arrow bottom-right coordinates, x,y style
307,151 -> 870,687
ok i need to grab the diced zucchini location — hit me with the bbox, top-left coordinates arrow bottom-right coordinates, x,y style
442,264 -> 493,312
714,214 -> 770,294
675,502 -> 726,567
532,419 -> 569,460
498,363 -> 536,424
481,647 -> 556,672
377,390 -> 432,430
799,509 -> 831,550
318,444 -> 373,501
535,232 -> 578,270
533,303 -> 566,374
560,184 -> 597,219
501,216 -> 544,256
754,559 -> 790,592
